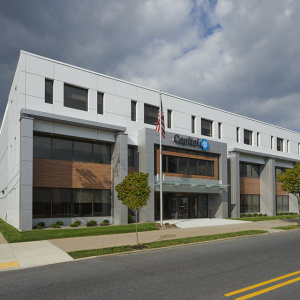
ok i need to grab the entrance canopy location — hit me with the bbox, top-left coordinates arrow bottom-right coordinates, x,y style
154,180 -> 229,193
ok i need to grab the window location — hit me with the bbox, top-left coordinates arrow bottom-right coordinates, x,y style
131,101 -> 137,121
218,123 -> 222,139
191,116 -> 196,133
33,136 -> 51,159
201,119 -> 212,137
33,135 -> 111,164
240,162 -> 260,178
45,79 -> 53,104
64,84 -> 88,111
97,92 -> 104,114
276,195 -> 289,213
244,129 -> 252,145
287,140 -> 289,153
271,136 -> 274,150
52,138 -> 73,161
162,155 -> 214,177
277,138 -> 283,152
33,188 -> 111,218
74,141 -> 93,162
144,104 -> 159,125
257,132 -> 260,147
167,110 -> 172,129
275,167 -> 286,180
237,127 -> 240,143
240,195 -> 260,213
299,143 -> 300,155
128,146 -> 135,167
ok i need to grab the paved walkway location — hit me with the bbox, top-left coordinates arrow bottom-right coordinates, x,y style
0,218 -> 299,272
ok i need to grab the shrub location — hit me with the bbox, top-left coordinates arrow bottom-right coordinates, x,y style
37,225 -> 44,230
69,223 -> 79,227
56,221 -> 64,226
263,214 -> 268,216
101,219 -> 109,226
128,215 -> 134,223
258,213 -> 263,217
50,223 -> 61,228
38,222 -> 45,227
253,213 -> 258,217
86,220 -> 97,227
246,214 -> 252,217
74,220 -> 81,226
32,225 -> 37,229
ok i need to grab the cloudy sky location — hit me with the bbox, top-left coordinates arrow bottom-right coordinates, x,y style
0,0 -> 300,132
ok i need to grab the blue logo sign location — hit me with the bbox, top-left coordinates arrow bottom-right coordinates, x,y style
201,139 -> 209,151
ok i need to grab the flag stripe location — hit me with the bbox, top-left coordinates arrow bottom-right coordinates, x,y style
155,99 -> 165,139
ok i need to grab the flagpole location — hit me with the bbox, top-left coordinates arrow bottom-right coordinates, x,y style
159,91 -> 163,226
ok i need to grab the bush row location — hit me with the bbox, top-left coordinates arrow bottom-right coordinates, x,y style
276,212 -> 298,216
33,219 -> 110,230
240,213 -> 267,218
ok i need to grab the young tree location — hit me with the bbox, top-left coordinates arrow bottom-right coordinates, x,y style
277,163 -> 300,222
115,171 -> 151,245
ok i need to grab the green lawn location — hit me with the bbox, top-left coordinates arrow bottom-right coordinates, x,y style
231,215 -> 299,222
68,230 -> 267,259
272,225 -> 300,230
0,219 -> 158,243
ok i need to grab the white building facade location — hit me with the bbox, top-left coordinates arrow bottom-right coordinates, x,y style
0,51 -> 299,231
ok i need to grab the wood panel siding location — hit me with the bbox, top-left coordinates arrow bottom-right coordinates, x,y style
33,158 -> 111,189
276,181 -> 289,195
240,177 -> 260,194
156,150 -> 218,180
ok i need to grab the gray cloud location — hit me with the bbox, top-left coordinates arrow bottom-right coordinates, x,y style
0,0 -> 299,132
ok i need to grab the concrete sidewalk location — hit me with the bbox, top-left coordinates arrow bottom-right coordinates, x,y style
0,218 -> 299,272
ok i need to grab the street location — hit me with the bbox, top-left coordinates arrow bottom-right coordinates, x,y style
1,230 -> 300,299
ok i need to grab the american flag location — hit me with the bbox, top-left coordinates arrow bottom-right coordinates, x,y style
155,99 -> 165,139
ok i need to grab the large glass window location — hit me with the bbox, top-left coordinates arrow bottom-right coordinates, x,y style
277,138 -> 283,152
275,167 -> 286,180
240,162 -> 260,178
162,155 -> 214,177
52,138 -> 73,161
240,194 -> 260,213
33,188 -> 111,218
93,144 -> 111,164
64,84 -> 88,111
144,104 -> 159,125
52,188 -> 72,218
33,136 -> 51,159
74,141 -> 93,162
244,129 -> 252,145
34,135 -> 111,164
276,195 -> 289,212
97,92 -> 104,114
201,119 -> 212,137
45,79 -> 53,104
33,188 -> 52,218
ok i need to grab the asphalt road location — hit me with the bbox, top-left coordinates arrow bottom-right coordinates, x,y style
1,230 -> 300,299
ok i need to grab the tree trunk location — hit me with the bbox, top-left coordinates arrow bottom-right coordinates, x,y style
135,209 -> 138,245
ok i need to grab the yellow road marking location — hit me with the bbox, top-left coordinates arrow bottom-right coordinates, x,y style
235,276 -> 300,300
225,270 -> 300,297
0,261 -> 19,269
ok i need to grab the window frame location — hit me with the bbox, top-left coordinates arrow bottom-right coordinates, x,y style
97,92 -> 104,115
167,109 -> 172,129
45,79 -> 53,104
64,83 -> 88,111
131,100 -> 137,121
244,129 -> 253,145
201,118 -> 212,137
144,104 -> 159,125
277,138 -> 283,152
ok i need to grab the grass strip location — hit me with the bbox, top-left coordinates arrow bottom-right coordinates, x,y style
231,215 -> 299,222
68,230 -> 267,259
272,225 -> 300,230
0,219 -> 158,243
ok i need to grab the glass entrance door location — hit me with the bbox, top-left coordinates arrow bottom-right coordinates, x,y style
198,194 -> 208,218
178,197 -> 188,219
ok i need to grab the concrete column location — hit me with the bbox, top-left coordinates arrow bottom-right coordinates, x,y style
111,133 -> 128,225
219,143 -> 228,218
19,116 -> 34,231
260,158 -> 276,216
138,128 -> 155,223
228,152 -> 240,218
